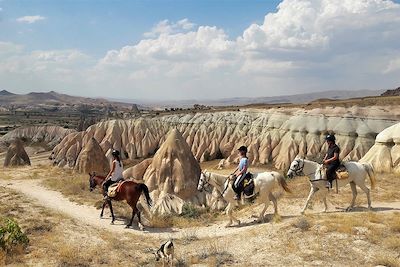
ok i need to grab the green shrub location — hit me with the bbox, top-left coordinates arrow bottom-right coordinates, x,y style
0,218 -> 29,254
181,203 -> 201,219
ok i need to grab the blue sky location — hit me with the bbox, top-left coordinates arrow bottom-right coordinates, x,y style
0,0 -> 400,100
1,0 -> 281,56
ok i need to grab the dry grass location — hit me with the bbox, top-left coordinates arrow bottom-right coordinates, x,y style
0,186 -> 160,266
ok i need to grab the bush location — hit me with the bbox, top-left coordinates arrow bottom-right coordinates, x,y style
0,218 -> 29,259
181,203 -> 200,219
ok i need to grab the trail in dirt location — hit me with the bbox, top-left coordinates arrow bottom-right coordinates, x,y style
1,179 -> 400,240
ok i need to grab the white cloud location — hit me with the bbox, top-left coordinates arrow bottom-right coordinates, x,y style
143,18 -> 196,38
2,0 -> 400,99
16,15 -> 46,24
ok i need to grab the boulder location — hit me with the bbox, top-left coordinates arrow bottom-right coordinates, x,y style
123,158 -> 153,180
4,139 -> 31,167
74,137 -> 110,176
143,129 -> 202,214
361,122 -> 400,173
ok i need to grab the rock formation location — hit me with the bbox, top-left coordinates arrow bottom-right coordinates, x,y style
142,129 -> 203,214
52,106 -> 399,171
0,126 -> 75,152
4,139 -> 31,167
123,158 -> 153,180
361,122 -> 400,173
74,137 -> 110,176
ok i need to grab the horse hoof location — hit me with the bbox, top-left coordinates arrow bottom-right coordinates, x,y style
111,221 -> 115,225
100,215 -> 103,219
345,207 -> 353,212
237,220 -> 241,226
125,225 -> 131,229
225,223 -> 232,228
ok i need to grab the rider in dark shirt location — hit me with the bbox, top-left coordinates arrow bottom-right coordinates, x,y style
323,134 -> 340,188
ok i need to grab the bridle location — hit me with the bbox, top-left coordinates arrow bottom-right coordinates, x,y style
290,158 -> 305,176
289,158 -> 316,177
199,172 -> 213,194
199,171 -> 230,198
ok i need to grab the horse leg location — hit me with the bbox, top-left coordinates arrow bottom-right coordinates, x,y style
346,182 -> 358,212
357,182 -> 372,210
322,192 -> 328,213
100,200 -> 107,218
136,209 -> 144,231
126,207 -> 137,229
269,192 -> 278,216
258,201 -> 270,223
225,203 -> 233,227
108,200 -> 115,224
301,187 -> 316,214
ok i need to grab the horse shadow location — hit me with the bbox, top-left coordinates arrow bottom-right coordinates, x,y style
228,213 -> 297,228
334,206 -> 400,213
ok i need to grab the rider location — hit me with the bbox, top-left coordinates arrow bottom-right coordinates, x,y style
103,149 -> 124,199
232,146 -> 249,200
323,134 -> 340,188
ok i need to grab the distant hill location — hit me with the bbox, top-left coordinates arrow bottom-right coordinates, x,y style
128,89 -> 385,108
381,87 -> 400,97
0,90 -> 139,110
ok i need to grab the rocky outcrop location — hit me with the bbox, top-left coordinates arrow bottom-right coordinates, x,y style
74,137 -> 110,176
361,122 -> 400,173
0,126 -> 75,152
381,87 -> 400,97
52,106 -> 398,171
143,129 -> 203,214
4,139 -> 31,167
123,158 -> 153,180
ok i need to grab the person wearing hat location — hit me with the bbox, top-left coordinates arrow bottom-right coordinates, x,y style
232,146 -> 249,200
103,149 -> 124,198
323,134 -> 340,188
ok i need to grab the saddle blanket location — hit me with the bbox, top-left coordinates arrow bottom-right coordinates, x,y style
107,181 -> 125,197
336,165 -> 349,180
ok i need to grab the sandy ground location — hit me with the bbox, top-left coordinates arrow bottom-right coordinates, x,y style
1,150 -> 400,266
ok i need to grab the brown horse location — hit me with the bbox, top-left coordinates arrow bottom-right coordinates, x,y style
89,173 -> 152,230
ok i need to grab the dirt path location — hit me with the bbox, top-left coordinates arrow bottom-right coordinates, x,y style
1,179 -> 400,240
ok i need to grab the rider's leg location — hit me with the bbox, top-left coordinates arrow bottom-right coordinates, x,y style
233,174 -> 245,200
103,179 -> 112,196
326,165 -> 337,188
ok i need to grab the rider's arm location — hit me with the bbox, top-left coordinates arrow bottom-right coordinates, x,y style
325,152 -> 339,164
106,161 -> 116,180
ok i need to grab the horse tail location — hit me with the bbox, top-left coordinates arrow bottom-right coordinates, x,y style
362,163 -> 376,190
138,183 -> 152,207
273,172 -> 291,193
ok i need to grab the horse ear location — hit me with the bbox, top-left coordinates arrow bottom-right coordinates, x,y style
88,172 -> 92,176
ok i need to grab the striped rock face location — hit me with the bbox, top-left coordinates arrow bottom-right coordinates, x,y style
361,122 -> 400,173
52,106 -> 399,172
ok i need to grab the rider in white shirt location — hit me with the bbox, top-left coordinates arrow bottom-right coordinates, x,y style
103,149 -> 124,198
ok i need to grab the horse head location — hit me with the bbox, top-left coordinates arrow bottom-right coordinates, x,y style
197,170 -> 208,192
287,157 -> 304,179
88,172 -> 97,192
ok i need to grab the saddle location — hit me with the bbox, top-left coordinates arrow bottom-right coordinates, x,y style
242,173 -> 255,198
335,164 -> 349,180
107,181 -> 125,198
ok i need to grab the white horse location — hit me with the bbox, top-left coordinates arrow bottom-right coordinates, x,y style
197,170 -> 291,227
287,157 -> 376,214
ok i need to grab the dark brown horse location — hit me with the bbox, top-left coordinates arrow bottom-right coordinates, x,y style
89,173 -> 152,230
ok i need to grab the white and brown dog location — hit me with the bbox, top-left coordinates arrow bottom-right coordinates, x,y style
154,239 -> 174,267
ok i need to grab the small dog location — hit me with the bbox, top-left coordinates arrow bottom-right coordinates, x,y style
154,239 -> 174,267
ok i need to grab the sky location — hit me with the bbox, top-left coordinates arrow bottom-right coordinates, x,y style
1,0 -> 400,101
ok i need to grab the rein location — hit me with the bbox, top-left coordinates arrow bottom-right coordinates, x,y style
202,172 -> 230,199
290,158 -> 316,177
